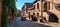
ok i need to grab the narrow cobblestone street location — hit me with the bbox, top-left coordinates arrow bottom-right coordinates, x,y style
9,16 -> 52,27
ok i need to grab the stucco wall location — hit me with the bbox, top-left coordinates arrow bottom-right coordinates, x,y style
46,0 -> 60,23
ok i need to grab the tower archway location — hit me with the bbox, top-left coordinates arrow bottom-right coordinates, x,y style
49,14 -> 58,23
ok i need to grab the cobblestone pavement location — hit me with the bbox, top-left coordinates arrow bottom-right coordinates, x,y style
9,16 -> 52,27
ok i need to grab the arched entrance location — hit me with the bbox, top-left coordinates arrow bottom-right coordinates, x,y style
49,14 -> 58,23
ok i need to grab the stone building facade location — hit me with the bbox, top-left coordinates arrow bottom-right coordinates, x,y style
27,7 -> 34,20
22,0 -> 60,24
33,0 -> 49,22
32,0 -> 60,23
22,3 -> 33,20
45,0 -> 60,23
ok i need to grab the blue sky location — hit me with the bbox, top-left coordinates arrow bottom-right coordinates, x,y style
16,0 -> 34,10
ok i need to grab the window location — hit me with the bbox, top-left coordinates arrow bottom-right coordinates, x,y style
43,3 -> 47,12
33,13 -> 35,15
29,12 -> 30,18
57,6 -> 60,8
37,13 -> 39,17
47,2 -> 50,10
44,3 -> 47,9
43,17 -> 46,21
37,3 -> 39,9
34,5 -> 35,9
55,4 -> 60,9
